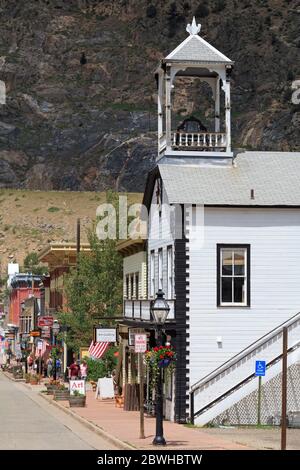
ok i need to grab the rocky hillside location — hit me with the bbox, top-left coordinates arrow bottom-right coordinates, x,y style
0,189 -> 141,275
0,0 -> 299,192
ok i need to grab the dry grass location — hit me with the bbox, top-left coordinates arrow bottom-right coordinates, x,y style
0,189 -> 142,275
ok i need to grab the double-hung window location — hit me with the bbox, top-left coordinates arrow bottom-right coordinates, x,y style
150,251 -> 155,298
167,245 -> 173,299
158,248 -> 163,291
217,244 -> 250,307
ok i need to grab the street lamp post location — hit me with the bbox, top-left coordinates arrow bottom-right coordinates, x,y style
52,320 -> 60,380
151,290 -> 170,446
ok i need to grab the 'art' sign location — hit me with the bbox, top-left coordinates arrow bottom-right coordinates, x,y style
69,380 -> 85,396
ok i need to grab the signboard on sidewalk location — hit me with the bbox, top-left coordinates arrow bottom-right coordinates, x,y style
38,316 -> 54,327
94,328 -> 116,343
255,360 -> 266,376
134,334 -> 147,353
69,379 -> 86,396
95,377 -> 114,399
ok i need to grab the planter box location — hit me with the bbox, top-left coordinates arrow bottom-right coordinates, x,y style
115,395 -> 124,408
54,389 -> 70,401
69,396 -> 86,407
13,366 -> 23,379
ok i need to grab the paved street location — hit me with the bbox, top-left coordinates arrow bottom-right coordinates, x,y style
0,372 -> 118,450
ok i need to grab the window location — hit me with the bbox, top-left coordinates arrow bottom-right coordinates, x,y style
126,275 -> 129,299
167,246 -> 173,299
150,251 -> 155,297
158,248 -> 163,290
217,245 -> 250,307
130,275 -> 134,300
135,272 -> 139,299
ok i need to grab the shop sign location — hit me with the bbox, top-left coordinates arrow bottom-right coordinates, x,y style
30,330 -> 40,337
94,328 -> 116,343
41,326 -> 51,338
69,380 -> 85,396
38,316 -> 54,327
134,334 -> 147,353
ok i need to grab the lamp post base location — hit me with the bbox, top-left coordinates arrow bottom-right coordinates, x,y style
152,435 -> 166,446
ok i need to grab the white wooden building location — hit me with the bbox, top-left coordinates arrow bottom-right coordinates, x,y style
121,18 -> 300,425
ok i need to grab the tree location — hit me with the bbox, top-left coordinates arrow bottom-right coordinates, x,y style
23,252 -> 48,275
58,229 -> 123,353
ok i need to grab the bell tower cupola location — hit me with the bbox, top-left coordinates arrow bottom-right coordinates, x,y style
156,17 -> 234,162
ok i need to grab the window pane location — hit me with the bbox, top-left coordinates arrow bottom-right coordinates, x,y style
234,277 -> 245,303
135,273 -> 139,299
222,277 -> 232,303
222,250 -> 233,275
234,250 -> 245,276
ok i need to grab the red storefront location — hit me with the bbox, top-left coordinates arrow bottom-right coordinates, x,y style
9,275 -> 42,327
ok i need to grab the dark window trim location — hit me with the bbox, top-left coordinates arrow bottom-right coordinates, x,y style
217,244 -> 251,308
150,249 -> 155,298
166,244 -> 173,299
158,247 -> 163,291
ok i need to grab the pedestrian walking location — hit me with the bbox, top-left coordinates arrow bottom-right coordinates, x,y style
69,360 -> 80,380
80,360 -> 88,380
46,357 -> 52,378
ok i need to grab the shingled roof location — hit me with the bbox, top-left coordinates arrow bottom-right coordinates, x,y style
157,152 -> 300,206
164,18 -> 233,65
165,33 -> 233,64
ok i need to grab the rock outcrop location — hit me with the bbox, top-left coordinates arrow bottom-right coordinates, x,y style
0,0 -> 299,191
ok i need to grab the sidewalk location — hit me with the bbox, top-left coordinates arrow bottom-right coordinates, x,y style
41,390 -> 250,450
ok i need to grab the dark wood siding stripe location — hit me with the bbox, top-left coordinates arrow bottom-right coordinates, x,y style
174,205 -> 189,423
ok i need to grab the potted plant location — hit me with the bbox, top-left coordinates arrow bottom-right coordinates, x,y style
25,373 -> 31,383
115,394 -> 124,408
89,380 -> 97,392
69,390 -> 86,407
45,379 -> 61,394
13,366 -> 23,379
54,383 -> 69,401
30,374 -> 39,385
145,345 -> 176,389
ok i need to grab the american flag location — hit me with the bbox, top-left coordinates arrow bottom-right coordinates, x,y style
88,341 -> 110,359
36,340 -> 49,357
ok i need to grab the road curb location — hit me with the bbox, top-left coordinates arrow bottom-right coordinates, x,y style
39,392 -> 135,451
2,371 -> 25,382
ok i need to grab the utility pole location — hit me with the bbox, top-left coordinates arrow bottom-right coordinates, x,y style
77,218 -> 81,266
281,327 -> 288,450
139,352 -> 145,439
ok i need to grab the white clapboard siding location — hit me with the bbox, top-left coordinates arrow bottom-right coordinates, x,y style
188,207 -> 300,387
148,180 -> 175,298
123,251 -> 147,299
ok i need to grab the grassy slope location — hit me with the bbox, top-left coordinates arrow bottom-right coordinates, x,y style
0,189 -> 142,276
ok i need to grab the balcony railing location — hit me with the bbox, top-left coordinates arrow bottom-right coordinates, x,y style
172,131 -> 227,150
124,299 -> 175,322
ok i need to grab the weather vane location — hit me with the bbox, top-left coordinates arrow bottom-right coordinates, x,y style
186,17 -> 201,36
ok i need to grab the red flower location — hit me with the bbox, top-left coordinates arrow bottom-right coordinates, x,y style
159,354 -> 164,359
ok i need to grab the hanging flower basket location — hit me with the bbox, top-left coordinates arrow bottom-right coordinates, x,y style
145,345 -> 176,388
158,358 -> 171,368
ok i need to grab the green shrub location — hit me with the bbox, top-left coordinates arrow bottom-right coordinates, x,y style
48,206 -> 60,213
86,347 -> 118,381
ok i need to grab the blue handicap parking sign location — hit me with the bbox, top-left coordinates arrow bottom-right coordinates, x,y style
255,360 -> 266,376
